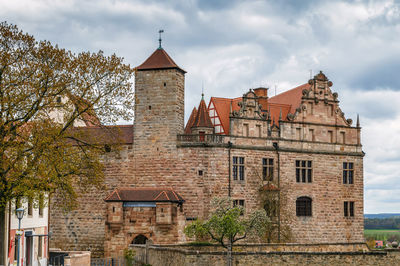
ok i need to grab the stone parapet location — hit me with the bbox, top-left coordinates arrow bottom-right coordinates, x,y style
131,244 -> 400,266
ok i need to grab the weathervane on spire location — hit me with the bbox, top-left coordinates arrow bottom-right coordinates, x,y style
158,29 -> 164,49
201,81 -> 204,100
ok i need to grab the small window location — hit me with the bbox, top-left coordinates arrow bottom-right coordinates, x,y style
328,105 -> 333,116
38,236 -> 43,258
104,145 -> 111,153
28,197 -> 33,216
163,82 -> 166,87
148,105 -> 151,110
328,130 -> 333,143
343,162 -> 354,184
344,201 -> 355,217
112,206 -> 116,213
296,128 -> 301,140
256,125 -> 262,138
340,132 -> 346,144
233,199 -> 245,215
233,156 -> 245,181
39,194 -> 44,216
198,170 -> 203,176
56,96 -> 62,104
296,197 -> 312,216
309,129 -> 315,141
243,124 -> 249,137
295,160 -> 312,183
262,158 -> 274,181
199,131 -> 205,142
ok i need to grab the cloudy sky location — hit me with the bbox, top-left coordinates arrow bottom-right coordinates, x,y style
2,0 -> 400,214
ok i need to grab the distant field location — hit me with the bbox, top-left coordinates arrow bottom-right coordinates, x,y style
364,229 -> 400,240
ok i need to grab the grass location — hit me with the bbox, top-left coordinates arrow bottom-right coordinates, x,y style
364,229 -> 400,241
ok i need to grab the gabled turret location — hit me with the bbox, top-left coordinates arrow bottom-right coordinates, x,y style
191,95 -> 214,136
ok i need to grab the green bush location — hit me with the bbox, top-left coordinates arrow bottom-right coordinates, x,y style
123,248 -> 136,266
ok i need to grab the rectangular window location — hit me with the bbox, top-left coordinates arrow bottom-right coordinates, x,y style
39,194 -> 44,216
199,131 -> 205,142
28,197 -> 33,216
296,160 -> 312,183
296,128 -> 301,140
256,125 -> 261,138
233,157 -> 245,181
38,236 -> 43,258
233,199 -> 245,215
262,158 -> 274,181
243,124 -> 249,137
328,105 -> 333,116
328,130 -> 333,143
340,132 -> 346,144
344,201 -> 354,217
343,162 -> 354,184
309,129 -> 315,141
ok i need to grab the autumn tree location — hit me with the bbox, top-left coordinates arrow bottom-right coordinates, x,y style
184,197 -> 270,266
0,22 -> 134,211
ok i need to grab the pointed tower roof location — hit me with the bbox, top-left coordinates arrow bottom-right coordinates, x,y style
136,48 -> 186,73
192,97 -> 213,129
184,107 -> 197,134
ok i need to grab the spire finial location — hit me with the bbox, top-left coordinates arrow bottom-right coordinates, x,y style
201,81 -> 204,100
356,114 -> 360,127
158,29 -> 164,49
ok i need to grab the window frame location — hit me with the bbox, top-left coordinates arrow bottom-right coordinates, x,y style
233,156 -> 245,181
343,162 -> 354,184
262,158 -> 274,181
38,194 -> 44,217
295,160 -> 312,183
28,197 -> 33,216
296,196 -> 312,217
344,201 -> 355,217
233,199 -> 245,215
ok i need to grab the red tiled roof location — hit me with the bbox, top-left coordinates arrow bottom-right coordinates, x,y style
104,187 -> 184,203
184,107 -> 197,134
261,183 -> 280,191
268,83 -> 311,114
192,98 -> 213,129
209,97 -> 241,135
269,103 -> 291,123
136,48 -> 186,73
68,125 -> 133,145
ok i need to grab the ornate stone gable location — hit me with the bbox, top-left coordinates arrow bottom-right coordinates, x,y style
289,71 -> 352,126
232,89 -> 268,120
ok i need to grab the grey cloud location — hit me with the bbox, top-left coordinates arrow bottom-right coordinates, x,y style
350,59 -> 400,91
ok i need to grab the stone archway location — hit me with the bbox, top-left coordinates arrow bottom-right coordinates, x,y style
131,234 -> 148,244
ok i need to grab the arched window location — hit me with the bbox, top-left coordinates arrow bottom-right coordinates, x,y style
296,197 -> 312,216
132,234 -> 148,244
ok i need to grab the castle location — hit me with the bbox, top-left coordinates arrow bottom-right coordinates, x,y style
50,46 -> 364,257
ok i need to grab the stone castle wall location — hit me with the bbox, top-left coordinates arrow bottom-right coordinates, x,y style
131,244 -> 400,266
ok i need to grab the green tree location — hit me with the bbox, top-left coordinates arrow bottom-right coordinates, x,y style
184,198 -> 270,266
0,22 -> 134,211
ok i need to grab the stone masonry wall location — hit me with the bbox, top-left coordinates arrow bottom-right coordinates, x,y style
131,244 -> 400,266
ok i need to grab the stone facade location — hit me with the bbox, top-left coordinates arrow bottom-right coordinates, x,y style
50,47 -> 364,257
